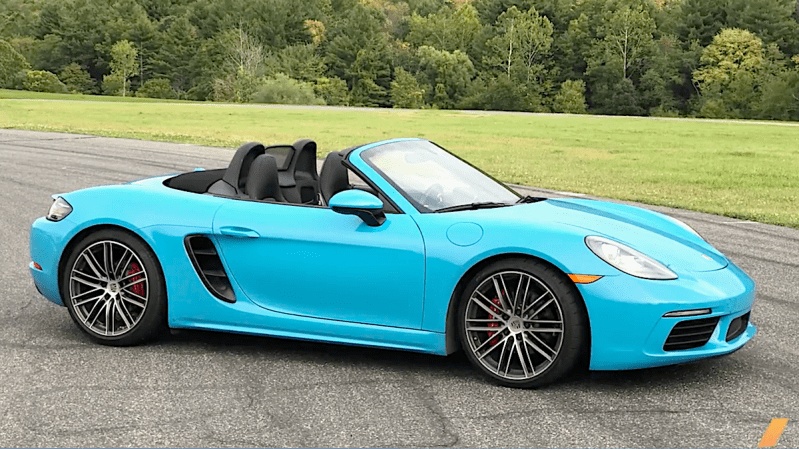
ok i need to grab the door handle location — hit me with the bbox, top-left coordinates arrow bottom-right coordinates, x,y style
219,226 -> 260,238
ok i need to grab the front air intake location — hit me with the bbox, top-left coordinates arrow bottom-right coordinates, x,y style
726,312 -> 750,342
663,317 -> 720,351
185,236 -> 236,303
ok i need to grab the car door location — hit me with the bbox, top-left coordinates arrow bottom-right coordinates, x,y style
212,199 -> 426,329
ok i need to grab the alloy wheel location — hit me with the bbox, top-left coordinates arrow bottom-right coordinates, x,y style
68,240 -> 149,337
464,270 -> 564,381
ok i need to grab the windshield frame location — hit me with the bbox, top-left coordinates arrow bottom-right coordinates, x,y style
358,139 -> 520,213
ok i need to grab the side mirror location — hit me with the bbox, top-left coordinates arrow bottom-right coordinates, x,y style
329,190 -> 386,227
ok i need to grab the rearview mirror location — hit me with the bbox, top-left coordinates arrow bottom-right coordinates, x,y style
329,190 -> 386,227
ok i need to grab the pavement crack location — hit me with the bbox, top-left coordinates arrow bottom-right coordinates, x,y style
403,373 -> 460,448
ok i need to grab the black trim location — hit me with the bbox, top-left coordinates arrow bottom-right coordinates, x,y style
726,312 -> 750,342
184,235 -> 236,303
341,157 -> 401,214
663,316 -> 719,351
331,205 -> 387,226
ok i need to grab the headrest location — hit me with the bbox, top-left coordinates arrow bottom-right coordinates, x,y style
247,154 -> 284,202
223,141 -> 265,194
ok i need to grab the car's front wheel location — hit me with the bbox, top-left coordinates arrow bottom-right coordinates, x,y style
61,229 -> 166,346
458,258 -> 588,388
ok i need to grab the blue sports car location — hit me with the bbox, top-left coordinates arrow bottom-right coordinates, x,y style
29,138 -> 756,388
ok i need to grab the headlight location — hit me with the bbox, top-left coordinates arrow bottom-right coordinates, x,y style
585,236 -> 677,280
47,196 -> 73,221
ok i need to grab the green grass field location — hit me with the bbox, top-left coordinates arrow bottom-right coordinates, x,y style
2,89 -> 798,228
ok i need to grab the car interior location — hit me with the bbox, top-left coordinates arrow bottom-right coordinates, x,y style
164,139 -> 397,212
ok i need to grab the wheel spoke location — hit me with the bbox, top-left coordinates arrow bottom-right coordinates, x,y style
103,242 -> 113,281
477,333 -> 512,360
466,318 -> 504,323
514,337 -> 529,378
71,275 -> 104,291
522,291 -> 550,316
521,336 -> 536,376
105,297 -> 113,335
527,297 -> 555,319
122,276 -> 147,290
520,276 -> 531,312
74,292 -> 104,308
499,273 -> 513,309
523,332 -> 556,361
73,269 -> 105,284
495,337 -> 509,375
120,292 -> 146,309
72,286 -> 102,300
491,276 -> 510,311
470,292 -> 505,320
524,319 -> 562,325
466,325 -> 508,332
113,248 -> 133,280
115,300 -> 132,329
87,301 -> 107,328
83,252 -> 107,279
529,327 -> 563,333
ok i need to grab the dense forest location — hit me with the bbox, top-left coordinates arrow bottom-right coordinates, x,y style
1,0 -> 798,119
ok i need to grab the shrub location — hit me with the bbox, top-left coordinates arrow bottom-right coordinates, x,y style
23,70 -> 67,93
59,63 -> 96,94
314,77 -> 349,106
252,74 -> 324,105
552,80 -> 587,114
136,78 -> 178,99
102,73 -> 124,96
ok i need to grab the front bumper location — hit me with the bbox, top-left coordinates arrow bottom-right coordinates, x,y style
29,216 -> 74,306
579,262 -> 756,371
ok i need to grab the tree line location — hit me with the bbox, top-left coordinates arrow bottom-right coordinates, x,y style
1,0 -> 798,120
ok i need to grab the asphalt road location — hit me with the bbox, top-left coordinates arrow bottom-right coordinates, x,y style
0,129 -> 796,448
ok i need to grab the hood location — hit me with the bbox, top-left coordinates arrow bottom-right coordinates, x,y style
473,198 -> 728,273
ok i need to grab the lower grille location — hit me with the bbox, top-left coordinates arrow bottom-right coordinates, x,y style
726,312 -> 750,342
664,317 -> 720,351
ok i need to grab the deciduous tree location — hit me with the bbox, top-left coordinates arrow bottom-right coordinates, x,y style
108,40 -> 139,97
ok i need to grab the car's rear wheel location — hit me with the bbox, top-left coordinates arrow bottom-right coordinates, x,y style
458,258 -> 588,388
62,229 -> 166,346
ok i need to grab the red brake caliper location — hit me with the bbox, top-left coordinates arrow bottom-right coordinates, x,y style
487,298 -> 502,346
125,262 -> 145,297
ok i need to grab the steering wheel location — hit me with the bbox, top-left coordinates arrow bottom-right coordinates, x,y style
419,183 -> 445,209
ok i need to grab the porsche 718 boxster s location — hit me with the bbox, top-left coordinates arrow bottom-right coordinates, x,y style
29,138 -> 756,387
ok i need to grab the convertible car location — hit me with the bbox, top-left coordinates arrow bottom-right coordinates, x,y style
29,138 -> 756,387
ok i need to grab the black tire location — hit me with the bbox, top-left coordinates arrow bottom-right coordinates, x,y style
61,229 -> 166,346
457,258 -> 588,388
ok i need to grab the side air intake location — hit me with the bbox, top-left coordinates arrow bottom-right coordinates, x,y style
185,235 -> 236,303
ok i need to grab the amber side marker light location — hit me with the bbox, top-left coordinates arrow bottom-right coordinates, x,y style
32,262 -> 42,270
568,274 -> 602,284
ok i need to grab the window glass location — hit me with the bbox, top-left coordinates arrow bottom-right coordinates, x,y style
361,140 -> 518,212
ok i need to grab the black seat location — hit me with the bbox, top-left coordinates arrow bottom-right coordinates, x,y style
288,139 -> 320,204
208,142 -> 265,196
266,139 -> 320,204
319,151 -> 350,205
247,154 -> 285,202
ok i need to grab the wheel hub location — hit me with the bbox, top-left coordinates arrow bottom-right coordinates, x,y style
507,316 -> 524,334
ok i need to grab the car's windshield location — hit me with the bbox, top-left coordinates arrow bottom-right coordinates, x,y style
360,140 -> 519,212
